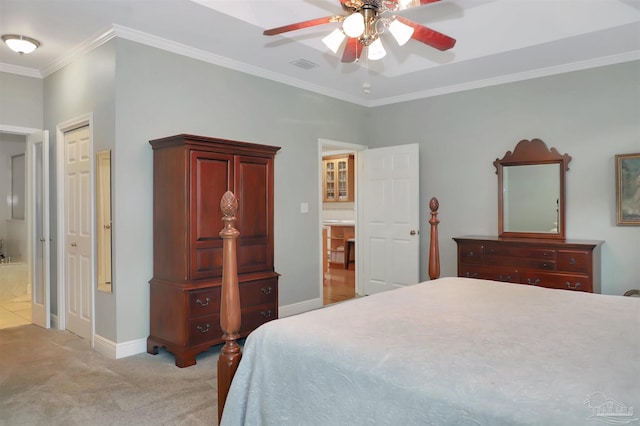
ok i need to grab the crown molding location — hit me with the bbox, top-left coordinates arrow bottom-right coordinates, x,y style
41,27 -> 116,78
0,63 -> 42,78
369,50 -> 640,107
110,25 -> 368,106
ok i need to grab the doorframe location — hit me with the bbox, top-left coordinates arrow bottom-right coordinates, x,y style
55,113 -> 95,346
318,138 -> 367,299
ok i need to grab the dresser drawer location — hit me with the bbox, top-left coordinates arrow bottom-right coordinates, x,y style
557,250 -> 590,274
458,243 -> 483,264
459,264 -> 519,283
485,256 -> 555,271
520,271 -> 592,293
188,314 -> 222,346
484,244 -> 556,260
188,287 -> 221,316
240,278 -> 277,307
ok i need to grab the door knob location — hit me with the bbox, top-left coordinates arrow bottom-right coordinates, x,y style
70,242 -> 77,247
410,230 -> 417,235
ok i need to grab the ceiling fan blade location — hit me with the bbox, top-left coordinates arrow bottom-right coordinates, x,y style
385,0 -> 441,11
395,16 -> 456,51
341,37 -> 363,63
263,15 -> 343,36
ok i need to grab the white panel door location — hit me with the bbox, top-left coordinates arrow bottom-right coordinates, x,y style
361,144 -> 420,295
27,130 -> 50,328
64,125 -> 92,340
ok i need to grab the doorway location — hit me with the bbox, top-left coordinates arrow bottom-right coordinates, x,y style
319,139 -> 365,305
0,132 -> 29,329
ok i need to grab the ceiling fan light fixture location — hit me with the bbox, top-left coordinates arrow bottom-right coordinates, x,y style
388,19 -> 414,46
2,34 -> 40,55
343,12 -> 365,38
367,38 -> 386,60
322,28 -> 346,54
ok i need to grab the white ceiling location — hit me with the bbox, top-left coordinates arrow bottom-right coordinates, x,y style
1,0 -> 639,106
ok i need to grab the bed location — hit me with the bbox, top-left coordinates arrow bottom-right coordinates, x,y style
215,193 -> 640,425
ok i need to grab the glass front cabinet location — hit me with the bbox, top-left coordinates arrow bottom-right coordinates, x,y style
322,154 -> 354,202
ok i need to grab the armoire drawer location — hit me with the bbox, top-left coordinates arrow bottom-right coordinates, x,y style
239,304 -> 277,335
188,287 -> 221,316
188,314 -> 222,345
240,279 -> 278,307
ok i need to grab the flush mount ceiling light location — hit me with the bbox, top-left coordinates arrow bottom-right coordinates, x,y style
263,0 -> 456,64
2,34 -> 41,55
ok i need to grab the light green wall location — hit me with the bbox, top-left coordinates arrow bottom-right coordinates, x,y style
0,72 -> 43,128
366,61 -> 640,295
43,40 -> 117,340
113,39 -> 368,342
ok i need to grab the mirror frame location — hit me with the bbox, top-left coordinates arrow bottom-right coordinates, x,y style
494,139 -> 571,240
96,149 -> 112,293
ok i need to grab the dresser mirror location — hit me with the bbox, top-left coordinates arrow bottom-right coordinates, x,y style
494,139 -> 571,240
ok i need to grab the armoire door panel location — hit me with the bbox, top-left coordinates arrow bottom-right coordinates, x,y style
238,242 -> 268,272
236,156 -> 269,239
194,246 -> 223,278
191,151 -> 233,241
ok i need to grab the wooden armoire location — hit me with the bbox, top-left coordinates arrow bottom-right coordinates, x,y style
147,134 -> 280,367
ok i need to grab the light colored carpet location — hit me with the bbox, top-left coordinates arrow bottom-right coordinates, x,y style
0,325 -> 219,425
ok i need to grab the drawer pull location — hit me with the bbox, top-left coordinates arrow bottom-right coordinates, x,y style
498,275 -> 511,282
260,310 -> 273,319
196,297 -> 210,307
566,281 -> 581,290
261,286 -> 272,295
527,278 -> 540,286
196,323 -> 211,333
465,272 -> 478,278
570,258 -> 576,265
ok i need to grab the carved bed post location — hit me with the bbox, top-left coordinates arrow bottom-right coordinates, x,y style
428,197 -> 441,280
218,191 -> 242,423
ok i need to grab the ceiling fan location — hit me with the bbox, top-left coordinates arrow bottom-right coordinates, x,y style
263,0 -> 456,63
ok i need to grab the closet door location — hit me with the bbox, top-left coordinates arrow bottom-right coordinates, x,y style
189,150 -> 233,280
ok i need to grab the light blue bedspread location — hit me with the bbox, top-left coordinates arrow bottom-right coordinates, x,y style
221,277 -> 640,426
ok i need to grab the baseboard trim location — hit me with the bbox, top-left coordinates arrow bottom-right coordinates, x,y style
94,334 -> 147,359
279,298 -> 322,318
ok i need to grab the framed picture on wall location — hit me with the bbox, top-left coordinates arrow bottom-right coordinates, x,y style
616,152 -> 640,225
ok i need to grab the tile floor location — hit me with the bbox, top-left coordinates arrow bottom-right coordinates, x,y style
0,262 -> 32,329
0,292 -> 31,330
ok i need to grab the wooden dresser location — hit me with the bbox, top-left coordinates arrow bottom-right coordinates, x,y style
147,134 -> 280,367
453,236 -> 603,293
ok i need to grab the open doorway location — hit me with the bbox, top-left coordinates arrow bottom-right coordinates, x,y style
319,139 -> 365,305
0,132 -> 30,329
